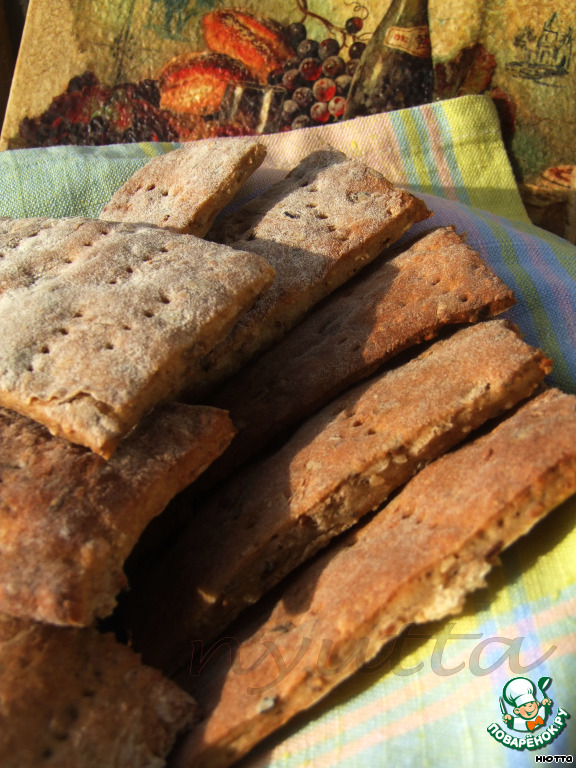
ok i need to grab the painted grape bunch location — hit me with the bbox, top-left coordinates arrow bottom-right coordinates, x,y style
15,3 -> 372,147
270,4 -> 370,129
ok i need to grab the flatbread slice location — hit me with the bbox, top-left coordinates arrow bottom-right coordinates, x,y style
0,217 -> 273,456
125,319 -> 551,673
0,402 -> 235,626
173,389 -> 576,768
185,149 -> 432,397
99,137 -> 266,236
0,614 -> 197,768
203,226 -> 515,482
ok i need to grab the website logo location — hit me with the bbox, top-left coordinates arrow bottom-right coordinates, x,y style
487,676 -> 570,752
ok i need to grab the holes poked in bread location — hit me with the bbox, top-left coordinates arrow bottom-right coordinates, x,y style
48,703 -> 79,741
143,309 -> 155,318
283,211 -> 300,219
347,191 -> 372,204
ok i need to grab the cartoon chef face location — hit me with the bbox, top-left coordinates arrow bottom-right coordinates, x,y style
503,677 -> 539,716
514,699 -> 540,719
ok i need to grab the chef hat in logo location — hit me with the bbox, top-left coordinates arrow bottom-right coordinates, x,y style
503,677 -> 537,708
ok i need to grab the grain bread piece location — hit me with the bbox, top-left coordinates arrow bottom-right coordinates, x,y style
0,613 -> 198,768
0,217 -> 273,456
99,137 -> 266,236
125,319 -> 551,673
185,149 -> 432,397
0,402 -> 235,626
203,226 -> 515,482
173,388 -> 576,768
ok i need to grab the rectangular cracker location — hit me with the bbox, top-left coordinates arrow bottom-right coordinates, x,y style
0,216 -> 273,456
0,401 -> 235,626
0,613 -> 198,768
125,319 -> 551,673
174,389 -> 576,768
203,226 -> 515,482
185,149 -> 432,397
99,136 -> 266,236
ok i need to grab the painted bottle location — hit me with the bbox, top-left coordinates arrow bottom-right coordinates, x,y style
343,0 -> 433,118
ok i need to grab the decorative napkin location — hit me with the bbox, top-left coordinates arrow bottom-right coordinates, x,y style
1,94 -> 575,764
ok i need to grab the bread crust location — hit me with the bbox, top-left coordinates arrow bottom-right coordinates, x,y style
0,217 -> 273,456
125,319 -> 551,674
185,150 -> 432,396
99,137 -> 266,236
203,226 -> 515,483
0,614 -> 198,768
174,389 -> 576,768
0,403 -> 235,626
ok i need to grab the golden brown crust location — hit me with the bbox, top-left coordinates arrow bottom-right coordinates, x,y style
0,403 -> 235,626
0,217 -> 273,456
125,319 -> 550,674
0,615 -> 198,768
173,389 -> 576,768
203,226 -> 515,482
185,150 -> 432,397
100,137 -> 266,235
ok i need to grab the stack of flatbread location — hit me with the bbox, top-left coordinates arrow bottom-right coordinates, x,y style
0,136 -> 279,767
1,136 -> 575,768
